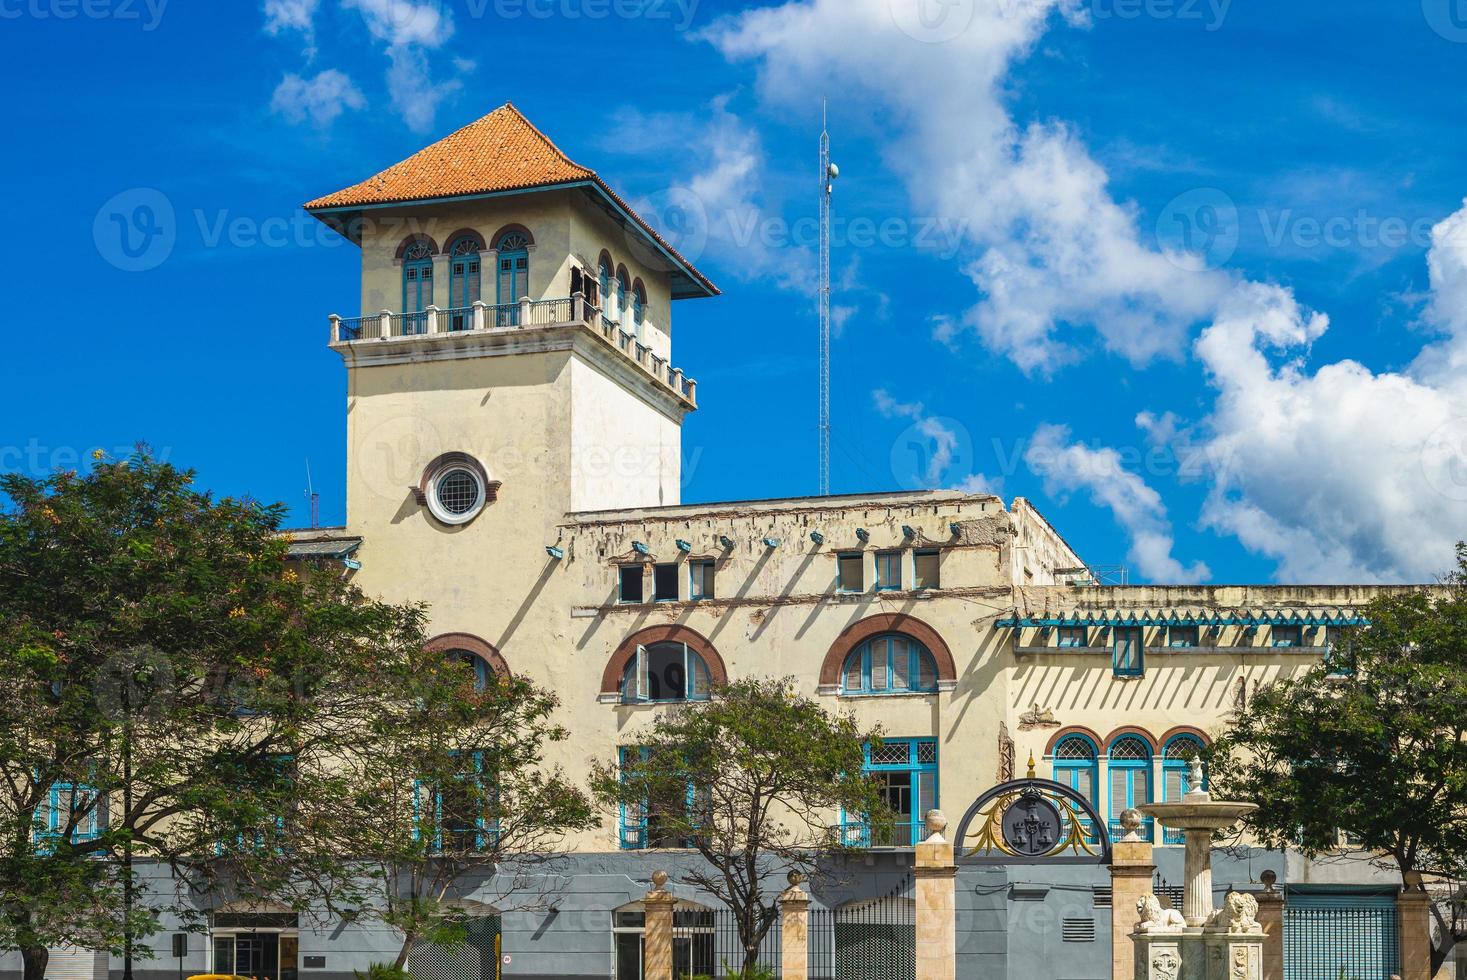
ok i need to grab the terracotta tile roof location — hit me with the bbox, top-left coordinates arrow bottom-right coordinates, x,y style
304,102 -> 717,297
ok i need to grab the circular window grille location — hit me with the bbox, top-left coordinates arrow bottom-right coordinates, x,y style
427,465 -> 486,525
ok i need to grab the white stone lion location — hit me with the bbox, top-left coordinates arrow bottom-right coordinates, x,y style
1135,894 -> 1186,933
1208,890 -> 1262,935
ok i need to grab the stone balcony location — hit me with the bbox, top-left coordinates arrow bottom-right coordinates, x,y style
328,295 -> 697,409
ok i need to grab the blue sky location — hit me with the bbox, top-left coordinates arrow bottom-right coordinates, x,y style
4,0 -> 1467,584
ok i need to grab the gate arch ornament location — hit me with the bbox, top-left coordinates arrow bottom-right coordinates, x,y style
952,770 -> 1112,865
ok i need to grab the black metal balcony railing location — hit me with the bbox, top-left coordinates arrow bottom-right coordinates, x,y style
330,296 -> 697,406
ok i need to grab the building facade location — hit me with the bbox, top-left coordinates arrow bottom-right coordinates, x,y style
5,103 -> 1424,980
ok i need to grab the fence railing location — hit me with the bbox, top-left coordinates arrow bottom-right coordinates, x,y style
712,909 -> 782,978
329,296 -> 697,406
809,880 -> 916,980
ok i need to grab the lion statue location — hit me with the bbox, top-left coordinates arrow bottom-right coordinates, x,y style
1135,894 -> 1186,934
1208,890 -> 1262,935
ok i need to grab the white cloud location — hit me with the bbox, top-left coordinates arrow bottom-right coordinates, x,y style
341,0 -> 449,47
872,388 -> 1000,492
383,44 -> 462,134
270,69 -> 366,128
1025,423 -> 1211,583
702,0 -> 1230,374
264,0 -> 320,42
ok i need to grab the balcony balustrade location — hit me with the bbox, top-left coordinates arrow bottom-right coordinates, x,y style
329,294 -> 697,407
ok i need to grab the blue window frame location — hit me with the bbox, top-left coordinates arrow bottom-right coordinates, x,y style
1273,624 -> 1304,647
1057,626 -> 1088,648
875,551 -> 902,591
445,649 -> 491,692
618,747 -> 698,850
36,782 -> 105,845
615,270 -> 629,325
402,240 -> 434,335
837,553 -> 864,592
1113,627 -> 1144,676
495,231 -> 530,322
621,642 -> 712,704
415,751 -> 496,853
1168,626 -> 1200,648
632,283 -> 646,341
1051,734 -> 1099,844
689,560 -> 715,601
1161,735 -> 1207,844
841,738 -> 938,848
1107,736 -> 1153,841
598,256 -> 612,308
447,234 -> 483,329
840,634 -> 938,696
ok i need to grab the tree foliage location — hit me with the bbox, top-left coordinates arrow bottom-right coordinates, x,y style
1211,543 -> 1467,969
590,677 -> 885,971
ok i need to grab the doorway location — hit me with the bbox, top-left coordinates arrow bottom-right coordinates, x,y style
211,912 -> 299,980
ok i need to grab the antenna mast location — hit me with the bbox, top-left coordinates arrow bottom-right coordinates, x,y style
305,460 -> 320,530
819,100 -> 838,496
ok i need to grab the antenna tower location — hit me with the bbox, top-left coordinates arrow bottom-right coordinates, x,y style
819,101 -> 839,496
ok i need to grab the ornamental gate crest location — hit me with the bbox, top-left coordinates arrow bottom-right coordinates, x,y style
952,772 -> 1112,865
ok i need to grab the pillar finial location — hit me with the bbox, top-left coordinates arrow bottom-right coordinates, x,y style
1026,751 -> 1037,779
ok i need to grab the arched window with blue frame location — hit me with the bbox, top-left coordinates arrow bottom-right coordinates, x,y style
447,233 -> 484,330
1161,734 -> 1208,844
598,252 -> 613,310
495,230 -> 531,324
840,633 -> 938,696
401,238 -> 435,335
632,280 -> 647,342
620,642 -> 712,704
615,267 -> 630,327
1108,735 -> 1154,842
444,648 -> 492,692
1051,733 -> 1099,844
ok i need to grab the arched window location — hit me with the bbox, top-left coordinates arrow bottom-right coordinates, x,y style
447,234 -> 484,329
495,230 -> 530,322
615,267 -> 629,326
620,641 -> 712,704
402,239 -> 434,335
1051,734 -> 1099,843
631,280 -> 647,341
444,649 -> 492,692
840,633 -> 938,695
1161,734 -> 1207,843
598,253 -> 613,309
1108,735 -> 1153,842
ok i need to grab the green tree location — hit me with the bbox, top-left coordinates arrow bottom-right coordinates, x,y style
1211,543 -> 1467,972
591,677 -> 885,972
0,452 -> 427,980
272,659 -> 597,969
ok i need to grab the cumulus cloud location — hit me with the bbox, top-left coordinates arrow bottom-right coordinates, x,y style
702,0 -> 1230,374
270,69 -> 366,128
873,388 -> 999,493
1025,423 -> 1211,583
264,0 -> 320,48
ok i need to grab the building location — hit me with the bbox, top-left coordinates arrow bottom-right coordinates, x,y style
8,103 -> 1428,980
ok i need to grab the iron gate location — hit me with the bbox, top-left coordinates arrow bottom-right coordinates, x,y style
407,916 -> 501,980
1283,893 -> 1398,980
809,878 -> 915,980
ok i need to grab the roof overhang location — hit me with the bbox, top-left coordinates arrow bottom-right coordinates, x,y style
305,178 -> 719,301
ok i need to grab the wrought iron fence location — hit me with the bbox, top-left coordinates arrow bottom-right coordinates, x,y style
407,916 -> 501,980
1283,893 -> 1399,980
809,878 -> 915,980
711,909 -> 782,978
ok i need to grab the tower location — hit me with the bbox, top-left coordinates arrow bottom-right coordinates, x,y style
818,103 -> 838,497
304,104 -> 719,600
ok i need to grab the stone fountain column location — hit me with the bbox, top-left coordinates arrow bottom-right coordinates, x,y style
1130,758 -> 1264,980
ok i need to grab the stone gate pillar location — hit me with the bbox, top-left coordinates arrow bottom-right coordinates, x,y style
643,870 -> 675,980
914,810 -> 957,980
1109,809 -> 1156,980
780,872 -> 810,980
1254,871 -> 1284,980
1397,875 -> 1433,980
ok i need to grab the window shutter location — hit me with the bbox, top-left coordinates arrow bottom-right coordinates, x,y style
917,651 -> 936,691
1075,766 -> 1094,803
844,652 -> 863,692
918,771 -> 937,824
891,639 -> 912,690
635,645 -> 649,702
1165,766 -> 1185,802
1110,767 -> 1130,819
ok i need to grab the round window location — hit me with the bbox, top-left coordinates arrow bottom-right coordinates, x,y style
427,465 -> 486,525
